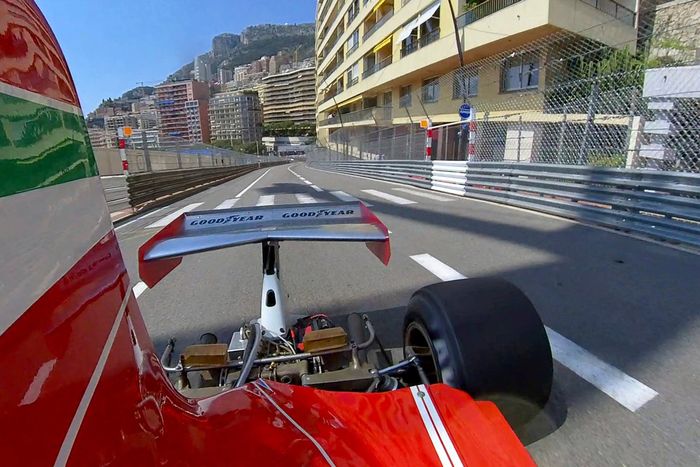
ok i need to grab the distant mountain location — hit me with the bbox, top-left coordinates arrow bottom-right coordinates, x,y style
167,23 -> 315,81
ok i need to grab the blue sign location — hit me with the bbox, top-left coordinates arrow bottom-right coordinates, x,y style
458,103 -> 472,120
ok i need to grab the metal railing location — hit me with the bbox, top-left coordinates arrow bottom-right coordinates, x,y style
363,10 -> 394,41
419,28 -> 440,47
580,0 -> 636,26
400,41 -> 418,57
456,0 -> 523,28
311,159 -> 700,250
362,56 -> 393,78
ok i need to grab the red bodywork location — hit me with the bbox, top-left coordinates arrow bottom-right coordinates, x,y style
0,1 -> 535,465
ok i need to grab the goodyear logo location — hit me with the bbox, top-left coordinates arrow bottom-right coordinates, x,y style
190,214 -> 264,226
282,209 -> 354,218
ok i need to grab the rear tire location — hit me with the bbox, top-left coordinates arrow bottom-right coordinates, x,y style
403,278 -> 553,424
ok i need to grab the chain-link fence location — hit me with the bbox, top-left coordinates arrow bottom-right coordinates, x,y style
119,135 -> 277,173
315,0 -> 700,172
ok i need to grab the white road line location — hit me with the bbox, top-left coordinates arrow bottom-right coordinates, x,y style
235,168 -> 271,198
410,253 -> 659,412
132,282 -> 148,298
304,180 -> 313,185
329,190 -> 373,206
362,189 -> 417,205
145,203 -> 203,229
114,207 -> 166,231
546,328 -> 658,412
393,187 -> 454,202
295,193 -> 317,204
310,185 -> 323,192
215,198 -> 239,210
410,254 -> 466,282
256,195 -> 275,206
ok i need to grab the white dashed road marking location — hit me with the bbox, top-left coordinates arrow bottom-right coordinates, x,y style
362,189 -> 417,205
257,195 -> 275,206
393,187 -> 454,202
295,193 -> 317,204
236,168 -> 271,198
330,191 -> 372,206
304,181 -> 313,185
146,203 -> 203,229
409,253 -> 659,412
215,198 -> 239,210
310,185 -> 323,192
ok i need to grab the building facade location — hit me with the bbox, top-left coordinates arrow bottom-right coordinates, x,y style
155,80 -> 211,144
208,91 -> 263,143
261,65 -> 317,124
194,55 -> 212,82
315,0 -> 639,159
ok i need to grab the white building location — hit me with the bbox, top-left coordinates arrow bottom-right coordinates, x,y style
209,91 -> 263,143
194,55 -> 212,82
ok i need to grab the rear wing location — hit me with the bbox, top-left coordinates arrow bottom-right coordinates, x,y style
138,202 -> 390,287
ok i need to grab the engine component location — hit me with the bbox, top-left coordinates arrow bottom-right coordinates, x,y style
259,360 -> 309,385
182,344 -> 228,367
228,330 -> 247,361
302,366 -> 375,392
347,313 -> 368,363
303,327 -> 348,353
290,314 -> 334,350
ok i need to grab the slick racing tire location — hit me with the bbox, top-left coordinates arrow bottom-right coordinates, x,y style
403,278 -> 553,422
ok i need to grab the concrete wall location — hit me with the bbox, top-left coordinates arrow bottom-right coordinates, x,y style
92,148 -> 251,175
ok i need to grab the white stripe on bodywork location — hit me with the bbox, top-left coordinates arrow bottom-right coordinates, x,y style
417,385 -> 464,467
253,382 -> 335,466
54,287 -> 131,466
410,386 -> 452,466
0,177 -> 112,335
0,80 -> 83,115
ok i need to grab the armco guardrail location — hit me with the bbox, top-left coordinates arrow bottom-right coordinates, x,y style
312,160 -> 700,249
128,162 -> 286,209
101,175 -> 130,213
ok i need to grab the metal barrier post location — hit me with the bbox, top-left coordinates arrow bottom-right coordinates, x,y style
117,127 -> 129,175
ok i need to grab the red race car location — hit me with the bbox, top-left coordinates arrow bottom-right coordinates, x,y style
0,1 -> 553,465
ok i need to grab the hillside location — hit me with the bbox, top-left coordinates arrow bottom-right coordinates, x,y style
167,23 -> 315,81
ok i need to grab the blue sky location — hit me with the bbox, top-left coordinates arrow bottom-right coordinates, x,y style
37,0 -> 317,113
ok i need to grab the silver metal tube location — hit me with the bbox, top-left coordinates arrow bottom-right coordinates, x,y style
235,322 -> 263,388
356,314 -> 375,350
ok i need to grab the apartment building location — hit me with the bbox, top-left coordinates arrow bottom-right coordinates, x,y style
155,80 -> 211,144
194,55 -> 212,82
260,65 -> 317,124
208,91 -> 263,143
315,0 -> 639,158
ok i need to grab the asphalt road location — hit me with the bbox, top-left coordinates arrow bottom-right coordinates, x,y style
115,163 -> 700,466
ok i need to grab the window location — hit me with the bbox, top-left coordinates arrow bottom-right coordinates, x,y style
421,77 -> 439,103
346,28 -> 359,53
452,70 -> 479,98
347,61 -> 360,87
502,52 -> 539,91
399,85 -> 412,107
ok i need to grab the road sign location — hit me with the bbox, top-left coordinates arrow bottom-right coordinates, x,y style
123,126 -> 132,137
459,103 -> 472,120
419,118 -> 431,129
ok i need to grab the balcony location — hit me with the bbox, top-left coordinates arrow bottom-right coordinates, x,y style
400,41 -> 418,58
580,0 -> 635,26
320,106 -> 393,126
362,55 -> 393,79
457,0 -> 523,27
363,10 -> 394,41
419,28 -> 440,47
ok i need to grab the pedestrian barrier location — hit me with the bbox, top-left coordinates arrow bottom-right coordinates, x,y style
312,160 -> 700,249
127,162 -> 287,210
100,175 -> 130,213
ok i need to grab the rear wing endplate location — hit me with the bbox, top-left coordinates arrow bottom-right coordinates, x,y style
138,202 -> 390,287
